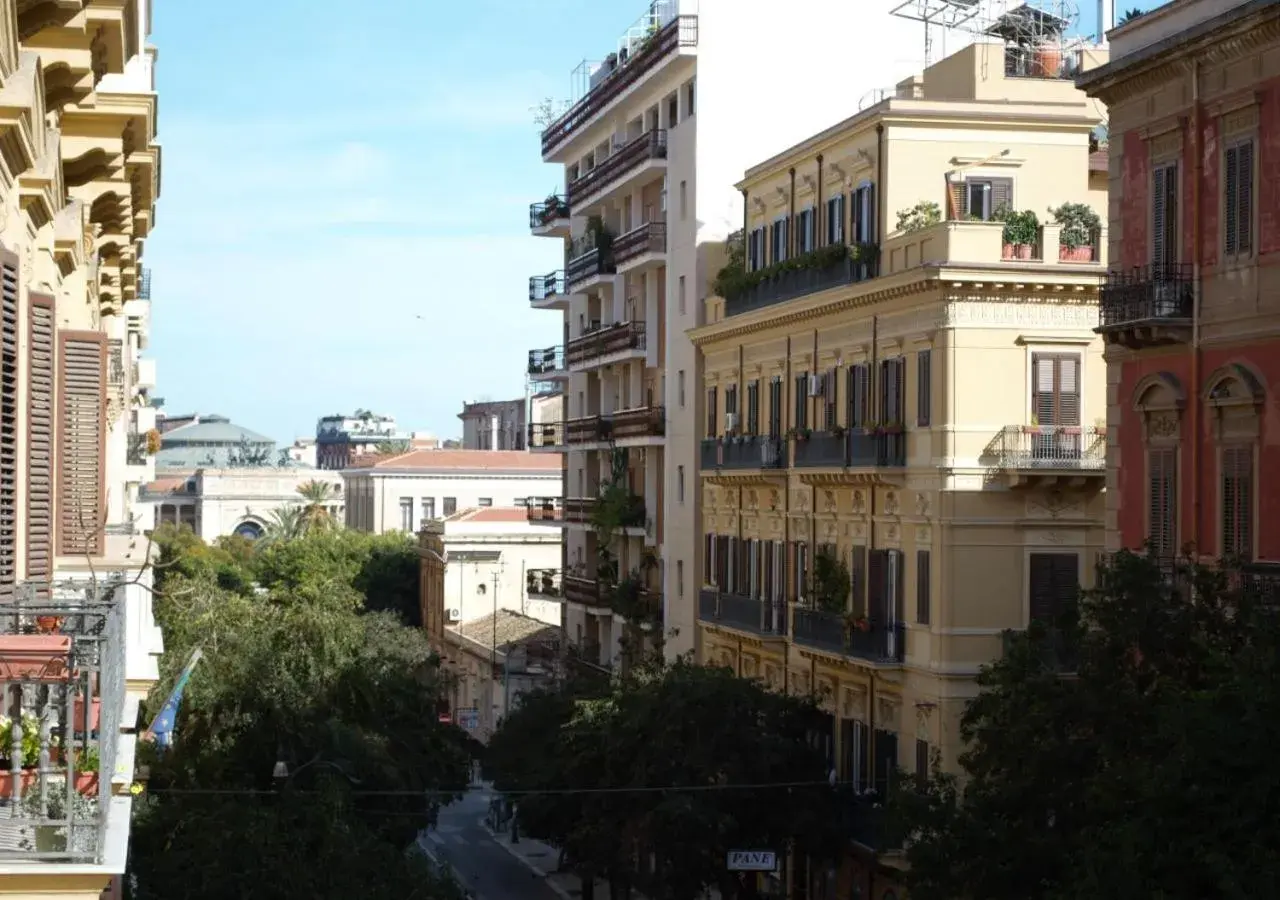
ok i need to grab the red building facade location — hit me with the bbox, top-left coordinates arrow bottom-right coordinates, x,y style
1082,0 -> 1280,566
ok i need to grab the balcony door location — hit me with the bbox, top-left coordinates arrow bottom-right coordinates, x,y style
1032,353 -> 1081,462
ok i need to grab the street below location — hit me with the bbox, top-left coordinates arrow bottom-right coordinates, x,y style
419,788 -> 564,900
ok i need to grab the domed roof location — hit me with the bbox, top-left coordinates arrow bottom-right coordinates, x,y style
162,414 -> 274,446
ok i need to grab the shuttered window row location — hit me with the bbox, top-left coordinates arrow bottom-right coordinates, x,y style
1148,447 -> 1177,557
26,294 -> 55,591
57,331 -> 108,557
1224,139 -> 1254,257
704,534 -> 788,602
0,250 -> 17,599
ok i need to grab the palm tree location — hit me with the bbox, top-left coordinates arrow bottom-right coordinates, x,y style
264,505 -> 304,543
374,439 -> 410,456
1119,7 -> 1145,24
296,480 -> 336,531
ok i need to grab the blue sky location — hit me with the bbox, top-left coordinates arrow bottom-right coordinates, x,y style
146,0 -> 1163,445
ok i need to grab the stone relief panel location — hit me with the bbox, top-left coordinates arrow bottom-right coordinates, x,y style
841,685 -> 868,721
791,669 -> 812,697
877,696 -> 901,732
821,490 -> 839,514
915,526 -> 932,545
1025,490 -> 1085,520
914,492 -> 931,518
764,665 -> 782,691
852,490 -> 867,515
790,488 -> 810,513
741,655 -> 759,679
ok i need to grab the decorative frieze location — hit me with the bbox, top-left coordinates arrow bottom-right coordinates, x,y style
942,300 -> 1099,330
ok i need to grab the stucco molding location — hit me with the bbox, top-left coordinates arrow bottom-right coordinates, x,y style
1130,370 -> 1186,412
942,300 -> 1099,331
1202,362 -> 1265,406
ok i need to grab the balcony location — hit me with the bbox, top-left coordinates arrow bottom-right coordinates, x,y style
566,415 -> 607,444
725,251 -> 874,318
529,194 -> 570,236
697,590 -> 788,638
792,431 -> 847,468
793,608 -> 905,665
0,578 -> 126,862
995,425 -> 1105,488
566,321 -> 645,369
528,345 -> 567,378
1003,45 -> 1085,79
526,569 -> 563,601
701,436 -> 787,481
541,15 -> 699,158
529,270 -> 569,310
613,221 -> 667,272
527,421 -> 564,452
526,498 -> 563,524
137,266 -> 152,300
564,574 -> 608,608
841,792 -> 899,854
567,130 -> 669,209
607,405 -> 665,440
566,244 -> 616,293
565,495 -> 646,530
788,429 -> 906,478
1097,264 -> 1195,349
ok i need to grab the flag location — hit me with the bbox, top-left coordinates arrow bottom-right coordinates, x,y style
144,648 -> 203,749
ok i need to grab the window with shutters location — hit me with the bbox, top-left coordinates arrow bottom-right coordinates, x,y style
916,350 -> 932,427
705,386 -> 717,437
26,294 -> 55,591
793,372 -> 809,431
746,380 -> 760,435
725,384 -> 739,420
868,548 -> 904,626
850,545 -> 867,616
0,249 -> 16,599
915,738 -> 930,784
847,364 -> 870,428
1152,162 -> 1179,266
796,207 -> 815,254
916,549 -> 931,625
841,718 -> 870,790
1027,553 -> 1079,627
768,377 -> 783,436
879,357 -> 906,424
1031,352 -> 1082,461
824,369 -> 838,430
1220,444 -> 1253,560
851,183 -> 877,244
950,177 -> 1012,221
57,331 -> 108,557
747,227 -> 766,272
1147,447 -> 1178,557
793,540 -> 809,603
1223,138 -> 1255,258
771,216 -> 789,263
826,194 -> 844,244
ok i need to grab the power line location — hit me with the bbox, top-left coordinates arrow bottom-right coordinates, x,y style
145,779 -> 841,799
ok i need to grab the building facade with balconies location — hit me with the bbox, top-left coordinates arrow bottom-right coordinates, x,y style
0,0 -> 165,894
692,39 -> 1108,898
526,0 -> 994,666
1080,0 -> 1280,579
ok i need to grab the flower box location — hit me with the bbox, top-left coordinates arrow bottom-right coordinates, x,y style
1058,244 -> 1095,262
0,636 -> 72,682
0,771 -> 98,798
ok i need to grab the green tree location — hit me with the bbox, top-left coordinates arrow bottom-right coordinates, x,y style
296,478 -> 338,531
374,439 -> 411,455
898,551 -> 1280,900
487,660 -> 844,899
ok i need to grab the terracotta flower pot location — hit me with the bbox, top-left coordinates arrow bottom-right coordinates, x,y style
1016,244 -> 1034,260
72,698 -> 101,733
1058,245 -> 1095,262
0,635 -> 72,682
0,771 -> 97,798
1002,243 -> 1016,260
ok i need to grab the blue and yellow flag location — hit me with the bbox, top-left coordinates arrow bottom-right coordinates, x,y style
144,648 -> 203,749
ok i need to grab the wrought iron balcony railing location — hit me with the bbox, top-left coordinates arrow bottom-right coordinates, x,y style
529,270 -> 567,304
527,421 -> 563,449
697,590 -> 788,637
725,253 -> 876,317
566,321 -> 645,367
1098,263 -> 1195,329
701,435 -> 786,470
567,130 -> 668,207
526,498 -> 563,523
526,568 -> 562,600
792,607 -> 905,664
529,195 -> 569,229
527,346 -> 565,376
997,425 -> 1105,470
613,221 -> 667,268
606,406 -> 664,439
565,246 -> 617,292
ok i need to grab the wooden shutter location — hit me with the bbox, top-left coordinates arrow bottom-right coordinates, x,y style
850,544 -> 867,616
794,372 -> 808,430
706,387 -> 717,437
58,331 -> 108,557
873,728 -> 898,795
704,533 -> 713,583
989,178 -> 1013,218
916,549 -> 931,625
915,738 -> 930,782
880,357 -> 905,423
1032,353 -> 1081,427
917,350 -> 932,427
1153,163 -> 1178,267
26,294 -> 56,591
1225,141 -> 1254,257
1148,447 -> 1177,557
864,183 -> 877,245
847,364 -> 869,427
0,249 -> 17,600
1237,140 -> 1254,255
769,377 -> 782,436
1221,445 -> 1253,559
824,368 -> 838,430
893,549 -> 905,622
948,181 -> 965,220
786,541 -> 796,601
1028,552 -> 1079,625
868,549 -> 887,624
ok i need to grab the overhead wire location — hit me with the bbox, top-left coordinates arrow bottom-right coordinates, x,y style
145,778 -> 843,799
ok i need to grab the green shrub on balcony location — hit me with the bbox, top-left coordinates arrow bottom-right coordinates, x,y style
896,200 -> 942,233
712,241 -> 876,302
1049,201 -> 1101,250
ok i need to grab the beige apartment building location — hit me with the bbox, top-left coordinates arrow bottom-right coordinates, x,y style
0,0 -> 166,896
692,38 -> 1109,897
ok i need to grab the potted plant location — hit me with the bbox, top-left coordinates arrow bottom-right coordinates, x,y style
844,612 -> 872,634
1094,416 -> 1107,437
1022,415 -> 1043,435
895,201 -> 942,234
145,428 -> 162,455
1001,210 -> 1040,260
1050,202 -> 1101,261
831,424 -> 847,439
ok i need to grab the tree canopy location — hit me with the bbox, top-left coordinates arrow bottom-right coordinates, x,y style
128,526 -> 466,900
898,551 -> 1280,900
486,659 -> 844,900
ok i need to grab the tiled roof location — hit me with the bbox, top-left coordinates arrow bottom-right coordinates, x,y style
348,449 -> 560,472
140,476 -> 190,495
446,507 -> 532,524
451,609 -> 561,651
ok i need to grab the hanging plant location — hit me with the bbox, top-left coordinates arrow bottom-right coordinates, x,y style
145,428 -> 162,455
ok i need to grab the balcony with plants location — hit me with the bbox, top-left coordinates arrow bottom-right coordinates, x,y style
529,193 -> 570,235
701,434 -> 787,472
567,130 -> 668,210
525,568 -> 563,601
792,549 -> 905,665
996,422 -> 1106,476
715,239 -> 879,318
565,219 -> 617,293
784,425 -> 906,470
0,578 -> 126,862
697,588 -> 788,638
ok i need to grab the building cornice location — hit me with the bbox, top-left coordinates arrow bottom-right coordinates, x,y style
343,468 -> 561,479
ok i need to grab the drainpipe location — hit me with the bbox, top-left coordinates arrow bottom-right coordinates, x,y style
1190,58 -> 1202,552
816,154 -> 825,247
789,167 -> 797,257
875,124 -> 885,248
784,335 -> 793,694
741,188 -> 749,261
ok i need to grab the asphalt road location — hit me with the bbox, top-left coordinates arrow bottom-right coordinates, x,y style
419,789 -> 564,900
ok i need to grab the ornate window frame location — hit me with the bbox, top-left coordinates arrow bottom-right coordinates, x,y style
1203,364 -> 1264,560
1131,372 -> 1186,554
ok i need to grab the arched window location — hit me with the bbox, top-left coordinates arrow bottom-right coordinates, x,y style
233,520 -> 264,541
1203,364 -> 1265,560
1131,373 -> 1186,557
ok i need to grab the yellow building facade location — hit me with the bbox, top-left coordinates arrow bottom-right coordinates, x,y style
692,40 -> 1109,896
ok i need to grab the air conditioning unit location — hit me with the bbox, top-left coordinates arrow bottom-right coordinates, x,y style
808,374 -> 824,397
446,608 -> 461,622
724,412 -> 739,433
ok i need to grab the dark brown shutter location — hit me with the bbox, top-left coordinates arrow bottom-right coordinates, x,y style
894,550 -> 905,621
57,331 -> 108,557
916,549 -> 931,625
0,249 -> 17,600
990,177 -> 1013,218
1032,353 -> 1081,427
786,541 -> 796,601
1238,140 -> 1254,255
26,293 -> 56,592
1148,447 -> 1177,557
1221,445 -> 1253,559
948,181 -> 965,220
1028,552 -> 1079,626
917,350 -> 932,427
850,544 -> 867,616
868,549 -> 887,624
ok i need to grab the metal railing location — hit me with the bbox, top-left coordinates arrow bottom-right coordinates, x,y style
613,221 -> 667,267
792,431 -> 847,467
136,267 -> 151,301
568,130 -> 668,207
566,321 -> 645,366
606,406 -> 664,439
0,577 -> 126,862
526,422 -> 563,449
526,569 -> 562,600
529,271 -> 567,304
726,254 -> 875,317
564,575 -> 605,607
997,425 -> 1105,470
525,498 -> 562,523
126,432 -> 148,466
529,195 -> 569,229
541,17 -> 698,156
527,346 -> 565,376
1098,263 -> 1195,329
697,590 -> 788,637
565,246 -> 617,292
566,416 -> 608,444
793,608 -> 905,664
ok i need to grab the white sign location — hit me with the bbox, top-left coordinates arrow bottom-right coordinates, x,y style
727,850 -> 777,872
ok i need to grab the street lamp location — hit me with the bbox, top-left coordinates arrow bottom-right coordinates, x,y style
272,755 -> 362,787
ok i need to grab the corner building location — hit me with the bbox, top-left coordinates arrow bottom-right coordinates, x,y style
693,39 -> 1109,896
525,0 -> 997,665
1080,0 -> 1280,585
